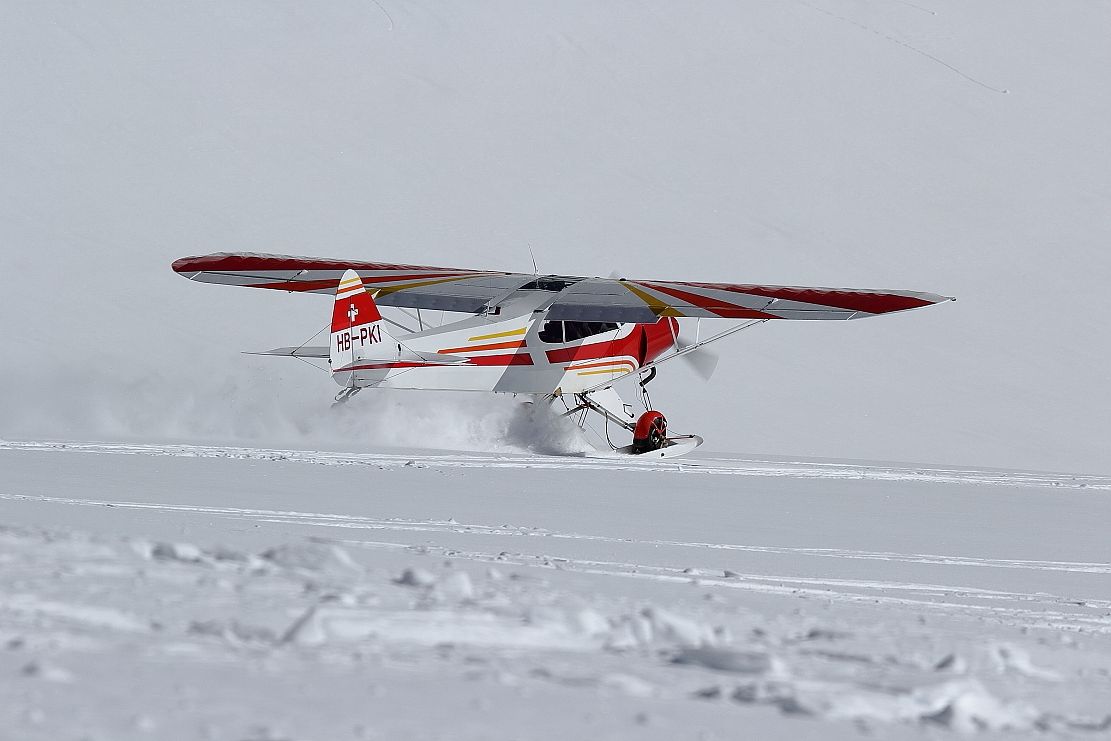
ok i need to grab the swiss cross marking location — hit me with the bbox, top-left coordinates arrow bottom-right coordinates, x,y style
347,303 -> 359,323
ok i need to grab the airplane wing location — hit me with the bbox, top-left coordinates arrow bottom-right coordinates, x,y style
172,252 -> 524,314
173,252 -> 952,321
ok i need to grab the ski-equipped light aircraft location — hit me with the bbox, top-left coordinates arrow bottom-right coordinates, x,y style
173,253 -> 952,458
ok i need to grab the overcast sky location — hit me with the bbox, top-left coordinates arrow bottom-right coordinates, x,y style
1,1 -> 1107,473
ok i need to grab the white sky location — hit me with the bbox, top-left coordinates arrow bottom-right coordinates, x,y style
1,1 -> 1108,473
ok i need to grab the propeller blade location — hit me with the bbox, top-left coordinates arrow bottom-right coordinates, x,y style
674,322 -> 719,381
681,346 -> 719,381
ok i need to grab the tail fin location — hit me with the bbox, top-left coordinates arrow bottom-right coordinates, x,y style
330,270 -> 393,372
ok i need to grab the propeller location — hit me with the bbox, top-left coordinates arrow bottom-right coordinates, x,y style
609,272 -> 719,381
675,332 -> 719,381
665,316 -> 718,381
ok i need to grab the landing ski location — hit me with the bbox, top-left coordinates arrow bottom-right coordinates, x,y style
583,435 -> 703,460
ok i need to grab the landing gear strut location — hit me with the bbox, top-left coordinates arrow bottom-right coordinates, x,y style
555,384 -> 702,459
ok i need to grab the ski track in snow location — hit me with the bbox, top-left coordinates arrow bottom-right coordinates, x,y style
7,440 -> 1111,637
3,438 -> 1110,490
6,491 -> 1111,636
338,540 -> 1111,636
4,489 -> 1110,577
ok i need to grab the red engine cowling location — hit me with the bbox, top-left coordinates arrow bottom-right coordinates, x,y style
631,411 -> 668,454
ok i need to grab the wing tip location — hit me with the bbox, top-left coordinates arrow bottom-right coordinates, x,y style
171,256 -> 202,275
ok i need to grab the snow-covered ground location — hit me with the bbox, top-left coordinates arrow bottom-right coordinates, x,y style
3,440 -> 1110,740
2,1 -> 1110,737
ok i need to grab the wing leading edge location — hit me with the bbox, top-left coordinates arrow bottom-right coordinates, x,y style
172,252 -> 952,321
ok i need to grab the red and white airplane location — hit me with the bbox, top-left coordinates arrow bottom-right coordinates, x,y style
173,253 -> 951,458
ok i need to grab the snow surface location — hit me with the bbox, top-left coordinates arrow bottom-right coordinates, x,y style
2,1 -> 1110,737
3,441 -> 1111,739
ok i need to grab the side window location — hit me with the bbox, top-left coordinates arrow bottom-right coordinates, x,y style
563,321 -> 619,342
538,321 -> 564,343
593,322 -> 619,336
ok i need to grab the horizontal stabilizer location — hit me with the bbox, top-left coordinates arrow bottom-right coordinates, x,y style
247,346 -> 330,358
249,346 -> 468,365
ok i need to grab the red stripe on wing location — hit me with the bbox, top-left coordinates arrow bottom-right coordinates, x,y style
657,281 -> 937,315
633,282 -> 779,319
172,253 -> 488,276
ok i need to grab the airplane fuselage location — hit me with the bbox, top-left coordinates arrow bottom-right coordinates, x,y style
332,291 -> 677,395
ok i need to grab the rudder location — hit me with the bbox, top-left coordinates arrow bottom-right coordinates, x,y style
330,270 -> 391,373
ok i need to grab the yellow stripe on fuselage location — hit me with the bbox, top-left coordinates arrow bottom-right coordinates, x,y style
468,327 -> 527,342
575,366 -> 635,376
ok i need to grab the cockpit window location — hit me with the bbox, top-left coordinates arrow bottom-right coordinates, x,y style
538,321 -> 564,343
539,320 -> 618,343
565,321 -> 618,341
